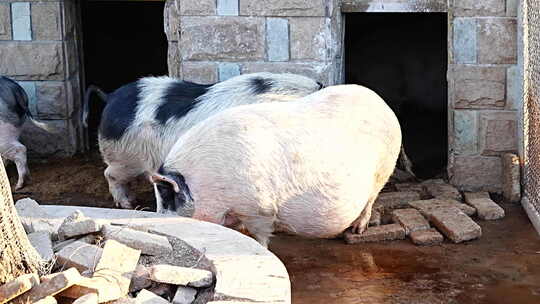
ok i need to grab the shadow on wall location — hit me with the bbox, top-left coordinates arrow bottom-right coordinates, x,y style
345,12 -> 448,179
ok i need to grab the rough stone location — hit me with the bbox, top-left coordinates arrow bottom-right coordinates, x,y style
453,110 -> 478,155
149,265 -> 214,287
344,224 -> 406,244
392,208 -> 430,234
410,229 -> 444,246
464,196 -> 505,220
478,18 -> 517,64
453,65 -> 506,109
217,0 -> 239,16
240,0 -> 325,16
507,0 -> 518,17
172,286 -> 197,304
506,65 -> 521,110
53,238 -> 77,253
31,2 -> 62,40
135,289 -> 169,304
422,180 -> 462,201
218,63 -> 240,81
0,273 -> 39,304
181,62 -> 217,84
454,0 -> 505,16
57,211 -> 101,241
129,265 -> 152,293
453,18 -> 477,63
180,17 -> 265,61
409,198 -> 476,217
0,42 -> 64,80
13,268 -> 81,304
290,17 -> 327,60
101,225 -> 172,256
36,81 -> 69,119
502,153 -> 521,203
15,198 -> 58,236
21,119 -> 78,156
451,156 -> 502,192
427,206 -> 482,243
28,231 -> 55,261
242,62 -> 329,83
11,2 -> 31,41
266,18 -> 290,62
0,3 -> 11,40
64,39 -> 80,77
394,183 -> 426,196
55,241 -> 103,273
164,1 -> 179,41
463,191 -> 491,201
369,210 -> 381,226
373,191 -> 421,213
178,0 -> 216,15
480,111 -> 518,155
35,296 -> 57,304
168,42 -> 180,78
73,293 -> 98,304
341,0 -> 447,12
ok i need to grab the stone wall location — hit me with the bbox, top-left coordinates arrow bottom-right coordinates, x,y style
0,1 -> 84,156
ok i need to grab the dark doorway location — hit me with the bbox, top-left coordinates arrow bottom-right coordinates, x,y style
345,13 -> 448,179
81,0 -> 168,148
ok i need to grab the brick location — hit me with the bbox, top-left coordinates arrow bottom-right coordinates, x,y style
0,42 -> 64,80
507,0 -> 518,16
149,265 -> 214,287
240,0 -> 325,16
369,210 -> 381,226
454,0 -> 505,16
129,265 -> 151,293
242,62 -> 328,83
507,65 -> 521,110
218,63 -> 240,81
453,18 -> 477,63
266,18 -> 290,62
11,2 -> 32,41
341,0 -> 447,12
172,286 -> 197,304
18,81 -> 38,115
453,110 -> 478,155
0,273 -> 39,304
180,16 -> 265,61
409,198 -> 476,217
464,197 -> 505,220
217,0 -> 238,16
36,82 -> 69,119
410,228 -> 444,245
453,65 -> 506,109
101,225 -> 172,256
55,241 -> 103,273
136,289 -> 169,304
392,208 -> 430,234
31,2 -> 62,40
290,17 -> 327,61
168,42 -> 180,78
35,296 -> 57,304
73,293 -> 98,304
480,111 -> 518,154
28,231 -> 54,261
502,153 -> 521,203
21,119 -> 77,156
373,191 -> 421,213
64,39 -> 80,77
478,18 -> 517,64
58,211 -> 101,241
344,224 -> 406,244
394,183 -> 425,195
427,207 -> 482,243
422,179 -> 462,201
164,1 -> 179,41
181,62 -> 218,84
178,0 -> 216,15
0,3 -> 11,40
463,191 -> 490,201
13,268 -> 81,304
451,156 -> 502,192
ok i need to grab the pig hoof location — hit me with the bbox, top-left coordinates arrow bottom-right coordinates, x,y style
116,200 -> 134,209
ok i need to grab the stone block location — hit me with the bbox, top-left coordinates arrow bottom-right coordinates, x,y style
31,2 -> 62,40
451,156 -> 502,192
129,265 -> 151,293
180,17 -> 265,61
464,197 -> 505,220
394,183 -> 426,196
480,111 -> 518,155
13,268 -> 81,304
181,62 -> 217,84
36,81 -> 69,119
218,63 -> 240,81
0,273 -> 39,304
502,153 -> 521,203
369,210 -> 381,226
149,265 -> 214,287
217,0 -> 239,16
172,286 -> 197,304
28,231 -> 54,261
453,110 -> 478,155
35,296 -> 57,304
242,62 -> 329,83
478,18 -> 517,64
409,198 -> 476,217
453,18 -> 476,63
506,65 -> 521,110
240,0 -> 325,16
463,191 -> 490,201
11,2 -> 31,41
290,17 -> 327,60
266,18 -> 290,62
15,198 -> 59,236
422,179 -> 463,201
0,3 -> 11,40
344,224 -> 406,244
178,0 -> 216,15
341,0 -> 447,12
21,119 -> 77,156
64,38 -> 80,77
63,0 -> 77,39
507,0 -> 518,16
73,293 -> 98,304
0,42 -> 64,80
135,289 -> 169,304
164,1 -> 179,41
373,191 -> 421,213
18,80 -> 38,115
427,206 -> 482,243
57,211 -> 101,241
101,225 -> 172,256
392,208 -> 430,234
453,65 -> 506,109
168,42 -> 180,78
55,241 -> 103,273
53,238 -> 77,253
454,0 -> 505,16
410,229 -> 444,246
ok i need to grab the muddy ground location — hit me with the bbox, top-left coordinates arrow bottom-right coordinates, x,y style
6,153 -> 540,304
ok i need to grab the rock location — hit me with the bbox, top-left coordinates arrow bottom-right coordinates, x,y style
108,297 -> 137,304
391,208 -> 430,235
28,231 -> 55,261
55,241 -> 103,274
72,293 -> 98,304
502,153 -> 521,203
394,183 -> 426,196
101,225 -> 172,256
0,42 -> 64,80
409,198 -> 476,217
410,229 -> 444,246
35,296 -> 57,304
136,289 -> 170,304
146,284 -> 176,301
344,224 -> 406,244
129,265 -> 152,293
390,168 -> 416,183
12,268 -> 81,304
53,239 -> 77,253
373,191 -> 421,213
463,191 -> 490,201
149,265 -> 214,288
0,273 -> 39,304
427,207 -> 482,243
15,198 -> 58,237
172,286 -> 197,304
422,179 -> 462,201
57,211 -> 101,241
369,210 -> 381,226
240,0 -> 325,16
477,18 -> 517,64
464,196 -> 505,220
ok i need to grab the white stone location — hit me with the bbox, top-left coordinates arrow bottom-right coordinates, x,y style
149,264 -> 213,287
101,224 -> 172,256
172,286 -> 197,304
28,231 -> 54,261
55,241 -> 103,273
136,289 -> 170,304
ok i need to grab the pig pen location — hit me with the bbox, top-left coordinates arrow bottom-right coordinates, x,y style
6,153 -> 540,304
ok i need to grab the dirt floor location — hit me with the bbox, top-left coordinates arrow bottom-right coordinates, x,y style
7,153 -> 540,304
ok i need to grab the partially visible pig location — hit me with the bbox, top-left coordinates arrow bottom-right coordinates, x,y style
151,84 -> 402,247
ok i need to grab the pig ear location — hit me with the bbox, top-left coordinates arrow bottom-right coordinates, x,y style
150,174 -> 180,193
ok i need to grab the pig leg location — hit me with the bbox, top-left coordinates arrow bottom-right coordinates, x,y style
104,163 -> 141,209
239,216 -> 275,248
350,196 -> 377,234
1,141 -> 29,190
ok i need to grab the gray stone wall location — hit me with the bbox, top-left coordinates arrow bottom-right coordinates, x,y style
0,0 -> 84,156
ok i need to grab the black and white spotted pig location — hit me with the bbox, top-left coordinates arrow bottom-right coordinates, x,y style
85,72 -> 323,209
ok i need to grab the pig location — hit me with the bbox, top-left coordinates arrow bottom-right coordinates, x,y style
85,73 -> 323,209
150,84 -> 402,247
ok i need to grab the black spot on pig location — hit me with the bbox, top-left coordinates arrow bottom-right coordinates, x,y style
250,77 -> 274,94
154,81 -> 212,125
99,81 -> 140,140
0,76 -> 30,121
156,165 -> 193,214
